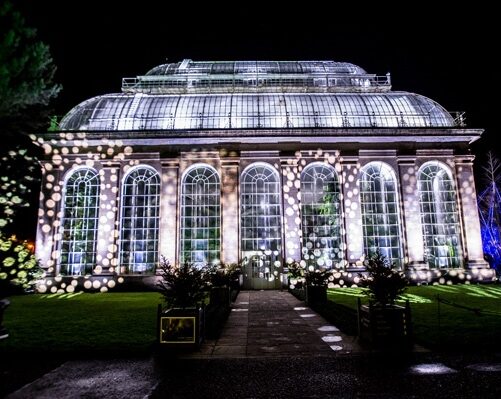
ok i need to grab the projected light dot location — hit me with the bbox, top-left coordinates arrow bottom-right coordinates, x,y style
322,335 -> 342,342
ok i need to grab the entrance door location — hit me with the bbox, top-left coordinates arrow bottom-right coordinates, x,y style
242,252 -> 282,290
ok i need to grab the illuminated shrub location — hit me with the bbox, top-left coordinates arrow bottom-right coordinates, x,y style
0,233 -> 43,296
359,250 -> 408,306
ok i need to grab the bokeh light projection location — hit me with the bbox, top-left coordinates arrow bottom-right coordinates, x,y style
29,59 -> 497,292
32,131 -> 135,293
240,163 -> 282,284
300,163 -> 343,271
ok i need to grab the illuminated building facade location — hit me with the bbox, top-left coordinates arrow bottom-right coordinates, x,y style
35,60 -> 495,291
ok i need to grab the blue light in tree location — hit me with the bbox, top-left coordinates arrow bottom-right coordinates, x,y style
478,153 -> 501,273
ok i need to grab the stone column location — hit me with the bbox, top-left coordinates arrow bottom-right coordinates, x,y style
280,157 -> 301,265
159,160 -> 179,264
94,164 -> 120,275
455,156 -> 489,268
35,161 -> 63,276
397,157 -> 427,268
340,156 -> 364,267
220,158 -> 240,264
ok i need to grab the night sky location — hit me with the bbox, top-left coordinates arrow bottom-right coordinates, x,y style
16,2 -> 497,163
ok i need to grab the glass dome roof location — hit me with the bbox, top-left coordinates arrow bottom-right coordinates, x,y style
145,60 -> 367,76
59,60 -> 457,131
60,92 -> 455,131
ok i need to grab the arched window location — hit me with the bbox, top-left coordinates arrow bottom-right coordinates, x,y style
241,163 -> 282,278
300,163 -> 343,269
180,165 -> 220,265
360,162 -> 403,267
119,166 -> 160,274
418,162 -> 462,268
60,168 -> 100,276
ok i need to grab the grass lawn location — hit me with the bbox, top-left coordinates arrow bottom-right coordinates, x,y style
328,284 -> 501,351
0,292 -> 163,356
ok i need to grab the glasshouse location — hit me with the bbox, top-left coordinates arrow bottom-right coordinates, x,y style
35,59 -> 495,291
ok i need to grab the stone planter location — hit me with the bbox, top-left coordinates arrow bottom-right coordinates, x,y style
357,299 -> 412,349
157,306 -> 204,351
305,285 -> 327,306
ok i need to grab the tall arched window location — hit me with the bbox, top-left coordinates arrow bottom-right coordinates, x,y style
241,163 -> 282,278
60,168 -> 100,276
180,164 -> 221,265
300,163 -> 343,269
360,162 -> 403,266
119,166 -> 160,274
418,162 -> 462,268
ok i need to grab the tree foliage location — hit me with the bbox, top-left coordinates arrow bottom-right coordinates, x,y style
157,258 -> 209,308
359,250 -> 408,306
0,1 -> 61,126
0,1 -> 61,239
0,232 -> 43,298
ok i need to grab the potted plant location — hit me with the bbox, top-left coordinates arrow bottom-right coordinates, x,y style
287,260 -> 305,290
0,233 -> 43,339
207,263 -> 232,307
305,268 -> 331,306
156,257 -> 209,350
357,250 -> 412,349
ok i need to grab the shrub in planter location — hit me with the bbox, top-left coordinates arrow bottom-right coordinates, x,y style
156,258 -> 209,349
357,250 -> 412,349
305,268 -> 331,305
287,260 -> 305,290
207,263 -> 231,307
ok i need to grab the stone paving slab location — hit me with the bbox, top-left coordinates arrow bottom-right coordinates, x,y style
180,290 -> 362,359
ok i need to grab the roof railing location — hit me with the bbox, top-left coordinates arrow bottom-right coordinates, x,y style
450,111 -> 466,127
121,73 -> 391,94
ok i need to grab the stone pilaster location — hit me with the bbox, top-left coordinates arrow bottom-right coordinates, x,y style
94,165 -> 120,275
340,156 -> 364,267
159,160 -> 179,264
280,157 -> 302,265
221,158 -> 240,264
35,161 -> 63,276
455,156 -> 489,268
397,157 -> 427,269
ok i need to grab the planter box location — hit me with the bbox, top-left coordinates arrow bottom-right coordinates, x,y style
157,306 -> 204,350
358,300 -> 413,349
210,286 -> 231,308
305,285 -> 327,306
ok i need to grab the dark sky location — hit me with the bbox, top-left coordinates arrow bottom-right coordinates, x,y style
17,1 -> 497,163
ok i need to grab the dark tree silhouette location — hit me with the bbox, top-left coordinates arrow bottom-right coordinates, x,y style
0,1 -> 61,239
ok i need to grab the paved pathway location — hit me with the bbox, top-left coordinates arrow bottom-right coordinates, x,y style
7,290 -> 358,398
181,290 -> 361,359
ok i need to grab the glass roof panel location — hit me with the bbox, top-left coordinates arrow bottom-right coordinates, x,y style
60,92 -> 455,131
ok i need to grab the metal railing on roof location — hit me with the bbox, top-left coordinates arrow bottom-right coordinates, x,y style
121,73 -> 391,94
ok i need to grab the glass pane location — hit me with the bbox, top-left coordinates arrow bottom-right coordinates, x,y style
180,165 -> 220,265
418,163 -> 462,268
300,163 -> 343,270
59,169 -> 100,276
359,162 -> 403,267
119,166 -> 160,274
